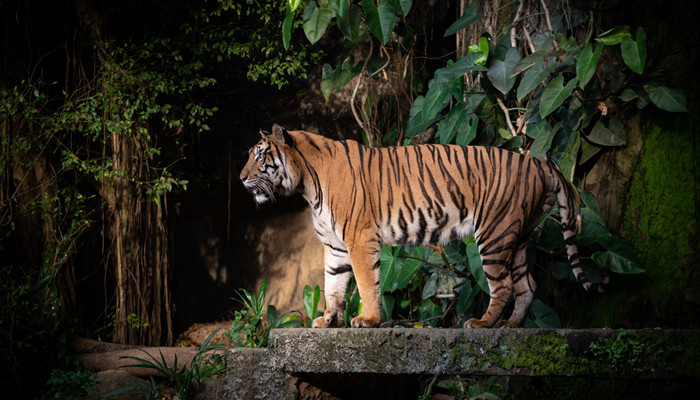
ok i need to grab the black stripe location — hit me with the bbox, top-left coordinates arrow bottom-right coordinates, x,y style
328,264 -> 353,275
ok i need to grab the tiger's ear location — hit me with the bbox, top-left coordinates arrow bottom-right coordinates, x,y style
271,123 -> 295,147
259,128 -> 271,137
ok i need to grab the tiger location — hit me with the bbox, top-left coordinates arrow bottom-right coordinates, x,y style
240,124 -> 604,329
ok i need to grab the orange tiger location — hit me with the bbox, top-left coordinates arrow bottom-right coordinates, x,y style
240,124 -> 603,328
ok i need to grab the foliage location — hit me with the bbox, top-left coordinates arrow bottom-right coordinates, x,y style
0,264 -> 63,395
302,284 -> 324,327
192,0 -> 322,88
223,280 -> 301,347
42,364 -> 97,400
120,329 -> 227,400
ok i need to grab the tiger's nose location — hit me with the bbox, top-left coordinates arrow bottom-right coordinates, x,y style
240,174 -> 247,182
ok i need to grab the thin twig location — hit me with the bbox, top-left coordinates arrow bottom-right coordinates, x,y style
586,10 -> 594,44
351,30 -> 373,140
523,27 -> 536,53
368,45 -> 391,80
510,0 -> 526,48
400,256 -> 471,278
540,0 -> 560,50
496,97 -> 517,136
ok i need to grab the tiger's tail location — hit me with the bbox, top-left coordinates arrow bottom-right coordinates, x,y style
551,166 -> 609,293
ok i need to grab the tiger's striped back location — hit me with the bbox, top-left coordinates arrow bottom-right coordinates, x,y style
240,124 -> 600,328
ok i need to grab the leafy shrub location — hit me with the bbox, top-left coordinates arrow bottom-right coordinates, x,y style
224,280 -> 302,347
120,330 -> 227,400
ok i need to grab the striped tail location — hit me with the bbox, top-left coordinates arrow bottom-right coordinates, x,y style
551,166 -> 609,293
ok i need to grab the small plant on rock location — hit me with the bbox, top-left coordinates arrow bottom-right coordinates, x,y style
224,280 -> 302,347
120,330 -> 226,400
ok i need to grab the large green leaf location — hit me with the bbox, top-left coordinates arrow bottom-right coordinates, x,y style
393,246 -> 425,290
528,120 -> 558,159
643,83 -> 687,112
456,114 -> 478,146
303,284 -> 322,320
577,207 -> 611,247
539,75 -> 578,118
511,36 -> 554,77
467,37 -> 489,66
444,0 -> 482,37
554,129 -> 580,181
592,235 -> 645,274
524,299 -> 561,328
288,0 -> 303,11
586,118 -> 626,146
456,281 -> 478,317
465,242 -> 489,294
303,1 -> 332,45
422,271 -> 438,299
282,7 -> 294,51
576,43 -> 603,89
337,4 -> 369,44
517,59 -> 558,101
433,52 -> 487,83
328,0 -> 348,17
422,80 -> 451,122
487,47 -> 521,94
386,0 -> 412,15
579,139 -> 601,165
320,63 -> 335,101
380,246 -> 399,293
381,293 -> 395,321
621,27 -> 646,74
405,96 -> 434,137
363,0 -> 397,44
335,56 -> 361,91
595,25 -> 630,45
437,104 -> 468,144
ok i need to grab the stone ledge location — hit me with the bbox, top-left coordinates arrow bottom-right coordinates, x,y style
222,328 -> 700,399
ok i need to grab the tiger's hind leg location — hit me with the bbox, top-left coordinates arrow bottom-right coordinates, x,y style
504,241 -> 536,327
464,238 -> 516,329
312,245 -> 353,328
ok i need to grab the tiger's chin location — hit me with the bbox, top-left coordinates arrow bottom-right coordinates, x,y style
253,191 -> 271,203
244,185 -> 274,204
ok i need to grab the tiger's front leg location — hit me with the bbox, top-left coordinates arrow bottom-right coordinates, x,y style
348,242 -> 382,328
312,245 -> 353,328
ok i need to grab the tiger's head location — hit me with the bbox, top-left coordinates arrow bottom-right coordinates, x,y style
240,124 -> 299,204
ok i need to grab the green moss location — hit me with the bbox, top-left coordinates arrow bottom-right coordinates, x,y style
448,330 -> 700,378
449,332 -> 582,375
609,110 -> 700,327
622,116 -> 694,296
508,333 -> 573,375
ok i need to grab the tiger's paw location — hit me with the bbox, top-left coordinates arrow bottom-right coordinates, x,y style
311,315 -> 331,328
311,310 -> 342,328
497,319 -> 519,329
350,315 -> 380,328
464,318 -> 492,329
